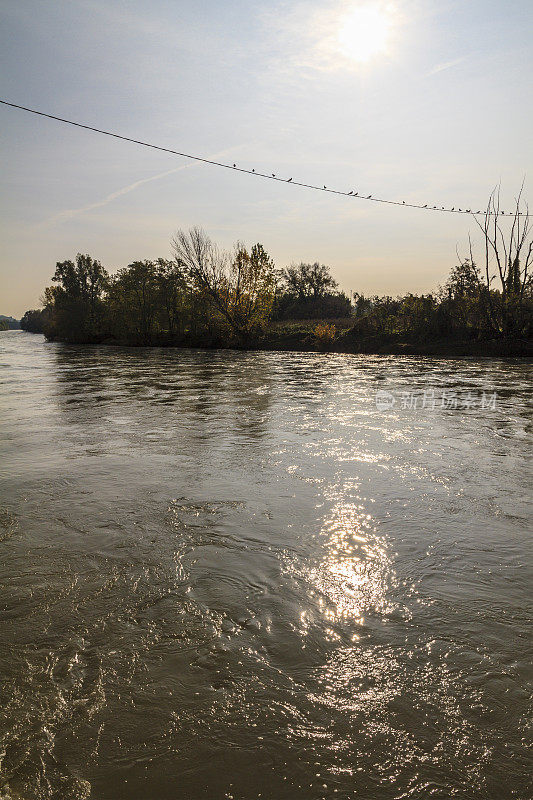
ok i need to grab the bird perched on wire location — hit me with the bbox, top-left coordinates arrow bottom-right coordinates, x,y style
423,204 -> 427,208
348,191 -> 353,195
233,163 -> 236,168
287,177 -> 292,182
272,174 -> 275,177
367,195 -> 372,199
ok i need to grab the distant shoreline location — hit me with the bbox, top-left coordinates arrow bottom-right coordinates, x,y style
19,329 -> 532,358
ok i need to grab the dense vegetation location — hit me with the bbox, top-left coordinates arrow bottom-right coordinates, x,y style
20,228 -> 353,346
21,211 -> 533,354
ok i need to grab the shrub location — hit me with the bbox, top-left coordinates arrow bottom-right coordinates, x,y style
314,322 -> 336,350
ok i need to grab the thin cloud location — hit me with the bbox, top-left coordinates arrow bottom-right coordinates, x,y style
38,146 -> 243,229
427,56 -> 465,76
39,165 -> 189,228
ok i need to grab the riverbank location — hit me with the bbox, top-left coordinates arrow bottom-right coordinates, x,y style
22,314 -> 533,356
52,319 -> 533,357
257,320 -> 533,356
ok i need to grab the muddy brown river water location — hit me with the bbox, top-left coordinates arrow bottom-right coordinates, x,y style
0,331 -> 531,799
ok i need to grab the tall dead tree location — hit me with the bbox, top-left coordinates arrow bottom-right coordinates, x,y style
473,186 -> 532,336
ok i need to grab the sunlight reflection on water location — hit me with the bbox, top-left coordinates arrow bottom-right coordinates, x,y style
308,500 -> 399,629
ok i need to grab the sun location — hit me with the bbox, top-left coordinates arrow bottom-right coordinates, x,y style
337,4 -> 392,63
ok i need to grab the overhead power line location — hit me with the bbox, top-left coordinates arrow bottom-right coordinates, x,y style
0,99 -> 520,217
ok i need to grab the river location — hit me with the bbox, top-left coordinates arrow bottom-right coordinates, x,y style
0,330 -> 531,799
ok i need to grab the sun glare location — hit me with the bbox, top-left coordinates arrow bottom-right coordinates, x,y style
337,4 -> 392,63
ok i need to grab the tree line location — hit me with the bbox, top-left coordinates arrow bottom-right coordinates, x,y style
21,228 -> 351,345
21,200 -> 533,347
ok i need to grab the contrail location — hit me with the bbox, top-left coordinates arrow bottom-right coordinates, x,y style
38,145 -> 243,228
427,57 -> 465,76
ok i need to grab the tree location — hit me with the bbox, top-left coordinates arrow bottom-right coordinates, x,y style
227,242 -> 277,337
438,259 -> 488,336
107,261 -> 160,344
285,262 -> 338,300
20,308 -> 50,333
352,293 -> 373,318
472,186 -> 532,336
172,227 -> 277,341
155,258 -> 188,337
445,259 -> 482,300
172,227 -> 229,324
45,254 -> 108,341
273,262 -> 350,320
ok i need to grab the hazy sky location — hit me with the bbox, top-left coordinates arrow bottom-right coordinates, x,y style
1,0 -> 532,316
